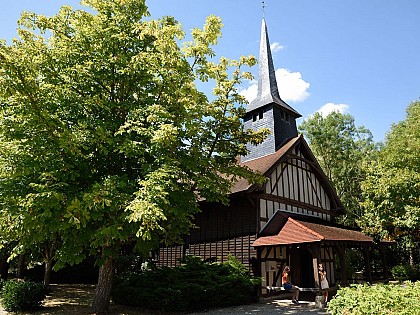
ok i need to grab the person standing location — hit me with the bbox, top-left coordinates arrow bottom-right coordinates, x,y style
282,265 -> 300,304
318,263 -> 329,303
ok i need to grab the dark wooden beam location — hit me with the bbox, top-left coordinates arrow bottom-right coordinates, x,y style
307,245 -> 321,291
258,193 -> 340,216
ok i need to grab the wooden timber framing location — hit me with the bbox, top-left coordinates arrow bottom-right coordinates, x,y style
256,143 -> 345,233
259,193 -> 337,217
155,196 -> 258,270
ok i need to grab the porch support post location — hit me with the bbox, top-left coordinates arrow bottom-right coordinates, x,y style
362,245 -> 372,283
336,243 -> 348,286
256,247 -> 262,277
307,244 -> 321,290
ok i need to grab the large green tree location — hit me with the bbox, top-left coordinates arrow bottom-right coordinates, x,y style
0,0 -> 267,312
299,112 -> 377,226
360,101 -> 420,264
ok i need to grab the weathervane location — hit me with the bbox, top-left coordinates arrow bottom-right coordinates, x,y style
262,1 -> 266,17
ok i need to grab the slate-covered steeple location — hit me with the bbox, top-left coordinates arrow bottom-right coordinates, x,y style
242,18 -> 302,163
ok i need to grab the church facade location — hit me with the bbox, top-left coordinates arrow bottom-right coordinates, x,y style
156,18 -> 387,294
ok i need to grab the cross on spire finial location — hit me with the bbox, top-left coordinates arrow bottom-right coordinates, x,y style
262,1 -> 266,17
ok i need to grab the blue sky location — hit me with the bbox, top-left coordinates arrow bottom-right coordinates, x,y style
1,1 -> 419,142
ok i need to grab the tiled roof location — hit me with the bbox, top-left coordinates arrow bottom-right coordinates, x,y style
231,136 -> 300,194
252,215 -> 373,247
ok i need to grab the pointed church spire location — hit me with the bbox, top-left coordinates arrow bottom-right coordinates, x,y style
246,19 -> 301,118
241,17 -> 302,162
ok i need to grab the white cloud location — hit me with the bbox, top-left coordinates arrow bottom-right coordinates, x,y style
239,80 -> 258,103
275,68 -> 310,102
316,103 -> 349,117
270,42 -> 284,53
240,68 -> 310,103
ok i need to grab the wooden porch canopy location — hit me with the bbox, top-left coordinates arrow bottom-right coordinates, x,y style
252,211 -> 378,286
252,211 -> 374,247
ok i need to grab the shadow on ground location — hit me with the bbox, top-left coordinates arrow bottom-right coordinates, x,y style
1,284 -> 329,315
0,284 -> 168,315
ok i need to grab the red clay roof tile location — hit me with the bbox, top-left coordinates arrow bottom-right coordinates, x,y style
252,217 -> 373,246
231,136 -> 300,194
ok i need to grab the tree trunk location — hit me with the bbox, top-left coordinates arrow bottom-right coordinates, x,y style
409,247 -> 414,266
378,244 -> 389,279
43,242 -> 55,286
91,256 -> 115,314
0,255 -> 9,280
362,245 -> 372,283
16,254 -> 25,279
44,258 -> 53,286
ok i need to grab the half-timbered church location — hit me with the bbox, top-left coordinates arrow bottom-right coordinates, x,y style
156,18 -> 384,294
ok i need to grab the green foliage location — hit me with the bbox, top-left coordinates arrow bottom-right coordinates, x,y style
299,112 -> 377,226
111,256 -> 260,312
0,280 -> 47,312
328,282 -> 420,315
391,264 -> 419,282
360,101 -> 420,260
0,0 -> 267,310
0,278 -> 5,292
0,0 -> 266,260
344,249 -> 364,279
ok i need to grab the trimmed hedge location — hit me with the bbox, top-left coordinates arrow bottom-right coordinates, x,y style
0,280 -> 48,312
112,255 -> 260,312
328,282 -> 420,315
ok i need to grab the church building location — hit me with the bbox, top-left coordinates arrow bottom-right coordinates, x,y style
156,17 -> 388,294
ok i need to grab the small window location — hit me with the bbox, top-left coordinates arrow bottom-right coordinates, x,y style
280,111 -> 285,120
252,111 -> 264,122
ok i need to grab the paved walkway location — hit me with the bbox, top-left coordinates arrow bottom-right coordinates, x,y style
189,298 -> 330,315
1,299 -> 328,315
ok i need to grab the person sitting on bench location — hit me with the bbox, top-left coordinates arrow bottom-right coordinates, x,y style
282,265 -> 300,304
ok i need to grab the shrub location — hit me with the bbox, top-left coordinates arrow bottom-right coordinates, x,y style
0,279 -> 6,293
328,282 -> 420,315
391,264 -> 419,282
0,280 -> 47,312
112,255 -> 260,312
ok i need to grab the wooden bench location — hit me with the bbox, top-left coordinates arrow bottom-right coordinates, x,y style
266,286 -> 338,293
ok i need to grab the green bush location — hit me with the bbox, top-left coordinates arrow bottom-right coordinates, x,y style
0,280 -> 47,312
328,282 -> 420,315
112,255 -> 260,312
391,264 -> 419,282
0,278 -> 6,292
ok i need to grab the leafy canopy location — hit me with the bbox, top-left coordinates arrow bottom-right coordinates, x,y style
360,101 -> 420,246
0,0 -> 267,268
299,112 -> 377,226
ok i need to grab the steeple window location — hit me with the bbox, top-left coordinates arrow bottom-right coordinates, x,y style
253,110 -> 264,122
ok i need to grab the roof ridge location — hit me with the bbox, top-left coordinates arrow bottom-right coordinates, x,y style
287,217 -> 325,240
